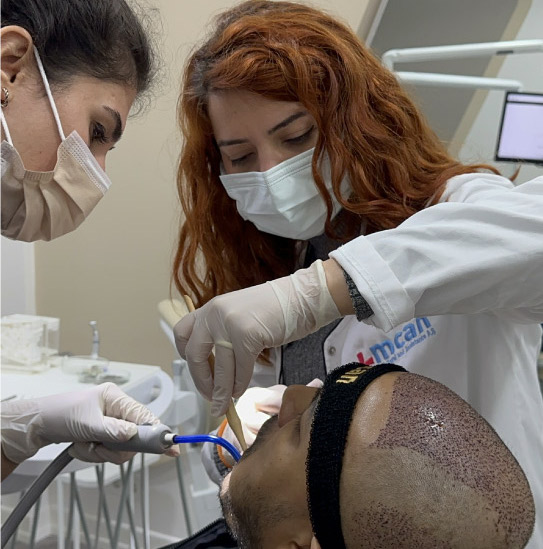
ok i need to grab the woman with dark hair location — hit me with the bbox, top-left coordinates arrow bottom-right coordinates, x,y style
0,0 -> 172,479
173,2 -> 542,544
1,0 -> 155,241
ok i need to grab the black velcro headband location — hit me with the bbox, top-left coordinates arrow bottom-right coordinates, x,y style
305,362 -> 407,549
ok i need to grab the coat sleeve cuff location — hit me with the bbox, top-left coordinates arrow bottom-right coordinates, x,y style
330,235 -> 414,332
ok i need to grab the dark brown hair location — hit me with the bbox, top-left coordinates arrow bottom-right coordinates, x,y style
2,0 -> 157,100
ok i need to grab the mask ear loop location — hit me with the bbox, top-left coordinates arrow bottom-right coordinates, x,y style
33,46 -> 66,142
1,112 -> 13,145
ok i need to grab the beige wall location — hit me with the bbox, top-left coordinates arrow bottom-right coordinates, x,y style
34,1 -> 371,371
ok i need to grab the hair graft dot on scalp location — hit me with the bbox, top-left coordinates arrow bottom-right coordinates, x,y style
367,374 -> 535,547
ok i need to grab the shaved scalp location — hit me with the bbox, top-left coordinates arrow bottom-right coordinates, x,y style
341,373 -> 535,548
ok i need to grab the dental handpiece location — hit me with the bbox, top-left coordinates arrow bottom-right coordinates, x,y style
104,423 -> 174,454
2,424 -> 241,548
104,423 -> 242,462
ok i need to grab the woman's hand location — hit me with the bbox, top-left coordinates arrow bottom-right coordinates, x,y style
220,379 -> 324,466
219,384 -> 287,466
174,260 -> 342,416
1,383 -> 179,471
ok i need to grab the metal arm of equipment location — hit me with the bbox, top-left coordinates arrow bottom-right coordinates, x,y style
382,39 -> 543,92
382,39 -> 543,69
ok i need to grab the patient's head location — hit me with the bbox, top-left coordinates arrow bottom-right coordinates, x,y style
219,364 -> 535,549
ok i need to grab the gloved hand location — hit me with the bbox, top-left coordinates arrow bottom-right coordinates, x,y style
1,382 -> 180,465
220,379 -> 324,467
174,259 -> 340,416
220,384 -> 286,465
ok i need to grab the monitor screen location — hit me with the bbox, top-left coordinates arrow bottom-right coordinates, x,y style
495,91 -> 543,164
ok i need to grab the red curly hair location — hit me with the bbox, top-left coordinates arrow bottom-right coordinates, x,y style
173,0 -> 498,305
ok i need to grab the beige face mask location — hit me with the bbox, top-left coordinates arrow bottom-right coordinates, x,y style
0,47 -> 112,242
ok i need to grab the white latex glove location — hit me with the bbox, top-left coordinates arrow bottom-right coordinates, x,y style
220,379 -> 323,466
175,259 -> 340,416
1,382 -> 179,465
222,385 -> 286,462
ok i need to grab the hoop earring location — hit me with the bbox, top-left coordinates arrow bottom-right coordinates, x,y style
1,87 -> 10,108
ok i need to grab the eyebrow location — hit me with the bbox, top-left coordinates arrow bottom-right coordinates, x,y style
216,111 -> 308,148
102,105 -> 123,142
268,111 -> 307,134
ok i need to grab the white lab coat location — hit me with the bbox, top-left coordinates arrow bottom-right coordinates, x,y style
253,173 -> 543,546
204,173 -> 542,544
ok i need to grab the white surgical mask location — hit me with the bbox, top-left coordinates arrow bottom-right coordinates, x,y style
0,47 -> 112,242
220,148 -> 346,240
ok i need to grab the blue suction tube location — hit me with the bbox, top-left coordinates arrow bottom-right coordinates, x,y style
102,424 -> 242,463
173,434 -> 241,462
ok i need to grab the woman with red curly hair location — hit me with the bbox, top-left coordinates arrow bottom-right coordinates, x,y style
173,0 -> 543,535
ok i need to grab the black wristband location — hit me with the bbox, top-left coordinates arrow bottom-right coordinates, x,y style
342,269 -> 374,321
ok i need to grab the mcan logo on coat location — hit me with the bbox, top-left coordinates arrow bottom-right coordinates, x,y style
357,317 -> 437,365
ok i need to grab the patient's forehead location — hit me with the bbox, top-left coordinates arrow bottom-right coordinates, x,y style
346,371 -> 400,445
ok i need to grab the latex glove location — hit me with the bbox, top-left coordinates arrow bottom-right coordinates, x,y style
1,382 -> 179,465
175,259 -> 340,416
222,385 -> 287,463
220,379 -> 324,466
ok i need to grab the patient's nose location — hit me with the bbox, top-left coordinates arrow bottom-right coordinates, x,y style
278,386 -> 318,427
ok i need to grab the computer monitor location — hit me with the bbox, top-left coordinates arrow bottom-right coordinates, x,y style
495,91 -> 543,165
